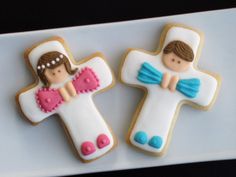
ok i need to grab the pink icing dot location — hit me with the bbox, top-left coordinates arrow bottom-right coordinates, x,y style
45,98 -> 51,103
86,146 -> 91,151
81,141 -> 96,156
97,134 -> 110,149
84,78 -> 90,83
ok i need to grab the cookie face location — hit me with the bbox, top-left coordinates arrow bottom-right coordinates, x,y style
120,24 -> 221,155
16,37 -> 116,162
162,53 -> 192,72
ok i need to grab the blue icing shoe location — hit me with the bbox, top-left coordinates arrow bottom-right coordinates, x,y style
134,131 -> 148,144
148,136 -> 163,149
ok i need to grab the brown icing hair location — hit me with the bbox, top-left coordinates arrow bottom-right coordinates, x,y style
163,40 -> 194,62
37,51 -> 77,87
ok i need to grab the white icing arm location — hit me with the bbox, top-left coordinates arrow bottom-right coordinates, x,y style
18,87 -> 53,123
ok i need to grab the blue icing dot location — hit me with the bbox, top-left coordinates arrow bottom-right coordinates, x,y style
134,131 -> 148,144
148,136 -> 163,149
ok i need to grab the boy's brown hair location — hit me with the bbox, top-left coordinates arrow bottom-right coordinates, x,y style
163,40 -> 194,62
37,51 -> 77,87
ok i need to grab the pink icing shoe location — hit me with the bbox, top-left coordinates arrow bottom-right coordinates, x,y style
97,134 -> 110,149
81,141 -> 96,156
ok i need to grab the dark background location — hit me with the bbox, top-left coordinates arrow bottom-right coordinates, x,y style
0,1 -> 235,34
1,1 -> 235,177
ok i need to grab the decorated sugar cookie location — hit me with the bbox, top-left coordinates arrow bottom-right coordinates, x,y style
120,24 -> 221,155
16,37 -> 116,162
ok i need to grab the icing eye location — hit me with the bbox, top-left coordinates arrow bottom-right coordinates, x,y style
178,61 -> 181,64
52,72 -> 56,76
58,70 -> 61,73
172,58 -> 175,62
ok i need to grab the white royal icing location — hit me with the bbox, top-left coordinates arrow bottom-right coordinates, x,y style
18,40 -> 115,161
121,26 -> 219,153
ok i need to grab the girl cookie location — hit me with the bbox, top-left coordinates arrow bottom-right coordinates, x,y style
120,24 -> 221,155
16,37 -> 116,162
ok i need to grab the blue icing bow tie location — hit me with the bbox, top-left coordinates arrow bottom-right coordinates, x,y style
137,62 -> 201,98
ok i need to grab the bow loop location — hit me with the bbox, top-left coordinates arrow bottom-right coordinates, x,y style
36,67 -> 99,113
137,62 -> 200,98
72,67 -> 99,93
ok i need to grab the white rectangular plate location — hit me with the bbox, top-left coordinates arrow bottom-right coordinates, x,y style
0,8 -> 236,177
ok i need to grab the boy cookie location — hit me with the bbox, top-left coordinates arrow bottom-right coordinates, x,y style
16,37 -> 116,162
120,24 -> 221,155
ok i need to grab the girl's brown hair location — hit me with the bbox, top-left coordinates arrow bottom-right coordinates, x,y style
37,51 -> 77,87
163,40 -> 194,62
